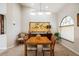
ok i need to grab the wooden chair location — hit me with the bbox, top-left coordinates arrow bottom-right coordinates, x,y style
16,32 -> 26,45
24,34 -> 37,56
42,35 -> 56,56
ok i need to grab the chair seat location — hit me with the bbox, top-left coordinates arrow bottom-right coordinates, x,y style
43,45 -> 54,50
18,38 -> 23,40
43,48 -> 50,50
27,47 -> 37,50
27,45 -> 37,50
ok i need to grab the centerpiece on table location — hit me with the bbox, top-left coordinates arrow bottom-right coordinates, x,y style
36,34 -> 41,40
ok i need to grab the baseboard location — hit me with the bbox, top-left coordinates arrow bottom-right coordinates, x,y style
60,43 -> 79,55
0,45 -> 16,55
8,44 -> 15,49
0,50 -> 6,54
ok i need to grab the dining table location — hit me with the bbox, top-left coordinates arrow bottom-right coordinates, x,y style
25,36 -> 53,56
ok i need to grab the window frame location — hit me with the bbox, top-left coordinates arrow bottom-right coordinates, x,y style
60,16 -> 74,27
59,16 -> 74,42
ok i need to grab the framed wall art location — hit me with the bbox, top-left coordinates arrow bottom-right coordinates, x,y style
29,22 -> 50,32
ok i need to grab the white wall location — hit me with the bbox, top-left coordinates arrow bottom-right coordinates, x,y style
0,3 -> 7,15
0,34 -> 7,49
0,3 -> 7,53
6,3 -> 22,48
60,26 -> 74,42
21,7 -> 57,33
57,3 -> 79,55
0,3 -> 22,53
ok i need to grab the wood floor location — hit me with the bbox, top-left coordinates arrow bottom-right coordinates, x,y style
0,43 -> 78,56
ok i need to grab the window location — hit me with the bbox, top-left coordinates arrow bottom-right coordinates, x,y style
60,16 -> 74,26
60,16 -> 74,42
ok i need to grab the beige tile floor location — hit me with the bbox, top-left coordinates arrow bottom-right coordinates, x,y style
0,43 -> 78,56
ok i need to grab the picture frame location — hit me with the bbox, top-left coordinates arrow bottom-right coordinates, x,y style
29,22 -> 50,32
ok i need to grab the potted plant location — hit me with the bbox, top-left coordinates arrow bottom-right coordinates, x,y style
54,32 -> 61,43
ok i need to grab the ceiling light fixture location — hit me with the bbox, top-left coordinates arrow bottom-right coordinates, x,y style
30,3 -> 51,15
38,3 -> 43,15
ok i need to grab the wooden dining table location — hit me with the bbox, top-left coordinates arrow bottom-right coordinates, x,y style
25,36 -> 53,56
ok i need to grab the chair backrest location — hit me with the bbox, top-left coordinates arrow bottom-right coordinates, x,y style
51,35 -> 56,47
28,32 -> 52,40
23,34 -> 29,44
18,32 -> 26,38
24,34 -> 29,40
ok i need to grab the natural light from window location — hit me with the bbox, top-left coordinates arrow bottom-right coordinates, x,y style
60,16 -> 74,42
61,16 -> 74,26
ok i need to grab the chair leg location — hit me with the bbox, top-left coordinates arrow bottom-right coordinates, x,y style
25,50 -> 27,56
42,49 -> 44,56
52,49 -> 54,56
36,45 -> 37,56
25,44 -> 27,56
50,44 -> 52,56
36,50 -> 37,56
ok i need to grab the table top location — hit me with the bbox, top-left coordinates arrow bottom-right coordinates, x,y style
26,37 -> 51,45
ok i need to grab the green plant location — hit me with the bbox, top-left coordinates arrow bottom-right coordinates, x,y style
54,32 -> 61,40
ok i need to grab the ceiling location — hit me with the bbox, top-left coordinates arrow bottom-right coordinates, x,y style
20,3 -> 66,13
